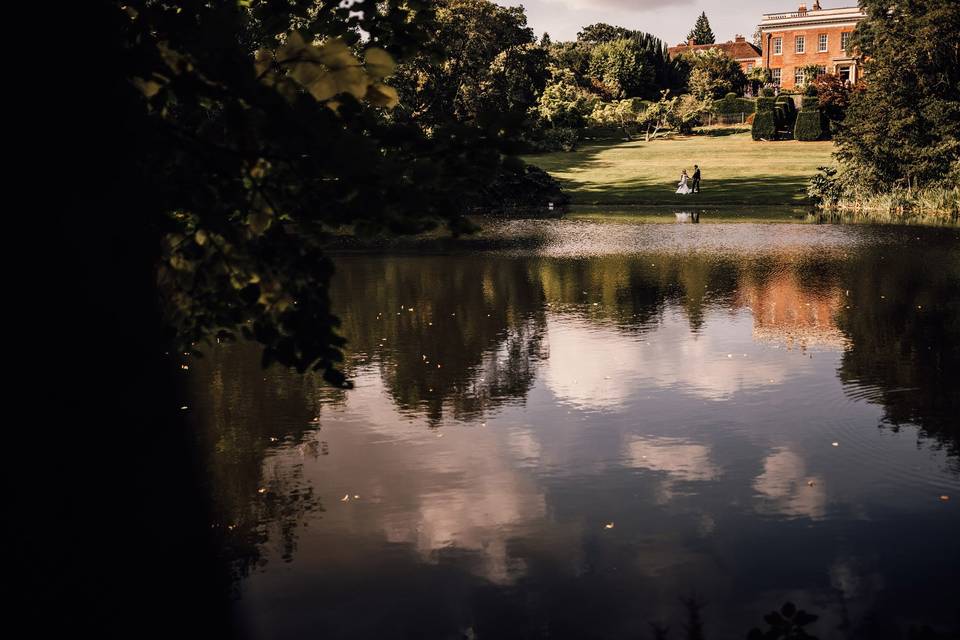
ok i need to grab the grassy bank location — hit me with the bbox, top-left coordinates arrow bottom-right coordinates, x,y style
524,130 -> 834,206
818,188 -> 960,225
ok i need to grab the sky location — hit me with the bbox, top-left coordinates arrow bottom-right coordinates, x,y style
493,0 -> 826,46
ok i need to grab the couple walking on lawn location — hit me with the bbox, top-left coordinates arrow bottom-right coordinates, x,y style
676,165 -> 701,195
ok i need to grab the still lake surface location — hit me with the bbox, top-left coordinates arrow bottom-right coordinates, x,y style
188,215 -> 960,639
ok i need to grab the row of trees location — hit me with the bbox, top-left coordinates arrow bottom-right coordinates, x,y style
391,1 -> 746,150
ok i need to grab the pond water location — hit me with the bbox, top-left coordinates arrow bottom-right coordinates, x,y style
187,217 -> 960,640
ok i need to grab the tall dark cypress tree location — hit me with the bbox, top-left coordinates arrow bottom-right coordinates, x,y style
686,12 -> 715,44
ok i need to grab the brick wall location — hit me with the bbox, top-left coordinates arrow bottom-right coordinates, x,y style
763,25 -> 857,88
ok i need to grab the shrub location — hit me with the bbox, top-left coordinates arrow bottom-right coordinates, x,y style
714,94 -> 756,115
756,96 -> 776,112
775,97 -> 796,129
807,166 -> 843,206
801,96 -> 819,110
480,163 -> 571,211
528,127 -> 581,152
760,87 -> 775,97
794,110 -> 826,141
725,92 -> 738,100
752,110 -> 777,140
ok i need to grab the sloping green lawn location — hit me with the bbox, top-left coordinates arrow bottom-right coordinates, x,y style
524,131 -> 835,206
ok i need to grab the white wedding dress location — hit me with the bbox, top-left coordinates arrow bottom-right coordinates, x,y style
676,175 -> 692,194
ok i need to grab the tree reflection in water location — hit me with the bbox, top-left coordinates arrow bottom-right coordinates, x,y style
188,235 -> 960,636
836,244 -> 960,465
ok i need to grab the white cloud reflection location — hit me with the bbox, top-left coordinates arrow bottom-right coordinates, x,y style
752,448 -> 826,519
544,314 -> 801,409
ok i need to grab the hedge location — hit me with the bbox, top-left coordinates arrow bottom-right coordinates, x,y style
801,96 -> 819,110
756,97 -> 776,112
794,110 -> 826,141
751,111 -> 777,140
775,98 -> 797,129
714,95 -> 757,115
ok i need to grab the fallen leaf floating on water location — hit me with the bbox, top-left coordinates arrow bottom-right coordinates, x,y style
257,488 -> 267,494
181,364 -> 189,370
941,495 -> 950,501
807,480 -> 816,486
180,405 -> 188,410
604,522 -> 615,529
341,494 -> 350,502
832,442 -> 839,447
353,495 -> 359,499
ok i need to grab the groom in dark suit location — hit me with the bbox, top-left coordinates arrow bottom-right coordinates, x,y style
692,165 -> 701,193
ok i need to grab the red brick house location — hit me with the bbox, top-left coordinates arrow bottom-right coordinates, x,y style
758,2 -> 866,88
667,36 -> 763,74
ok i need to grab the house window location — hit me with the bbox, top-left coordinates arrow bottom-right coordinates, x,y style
771,68 -> 781,84
774,37 -> 782,55
795,35 -> 805,54
841,32 -> 851,51
747,62 -> 754,71
795,68 -> 805,85
818,34 -> 828,51
818,65 -> 827,76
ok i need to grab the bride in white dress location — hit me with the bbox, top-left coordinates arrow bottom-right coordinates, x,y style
676,169 -> 692,195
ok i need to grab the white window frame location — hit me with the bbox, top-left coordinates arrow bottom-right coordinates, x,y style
771,68 -> 781,84
818,34 -> 828,52
841,32 -> 850,51
795,35 -> 805,54
774,37 -> 782,55
795,68 -> 804,85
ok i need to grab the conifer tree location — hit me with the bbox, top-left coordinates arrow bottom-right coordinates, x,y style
686,12 -> 715,45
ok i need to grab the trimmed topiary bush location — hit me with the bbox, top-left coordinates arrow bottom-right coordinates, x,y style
760,87 -> 775,97
794,110 -> 826,141
756,97 -> 776,112
725,92 -> 738,100
801,96 -> 819,110
752,110 -> 777,140
775,97 -> 797,130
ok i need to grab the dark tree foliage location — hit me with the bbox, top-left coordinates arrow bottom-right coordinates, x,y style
555,27 -> 687,99
28,3 -> 518,635
836,0 -> 960,190
392,0 -> 537,130
112,0 -> 522,384
577,22 -> 637,44
687,12 -> 716,45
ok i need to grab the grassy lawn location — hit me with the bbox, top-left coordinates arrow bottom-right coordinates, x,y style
524,130 -> 835,206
